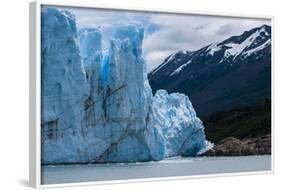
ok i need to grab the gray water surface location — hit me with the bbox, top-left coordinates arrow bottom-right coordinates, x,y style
42,155 -> 271,185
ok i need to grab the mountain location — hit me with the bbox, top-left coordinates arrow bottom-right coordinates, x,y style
41,8 -> 211,164
148,25 -> 271,118
204,99 -> 271,143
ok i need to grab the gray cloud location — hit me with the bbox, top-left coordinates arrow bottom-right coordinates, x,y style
58,6 -> 271,72
143,14 -> 270,71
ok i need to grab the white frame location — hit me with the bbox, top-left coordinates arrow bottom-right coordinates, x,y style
29,1 -> 275,189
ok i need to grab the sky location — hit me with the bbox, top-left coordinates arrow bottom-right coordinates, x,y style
60,6 -> 271,72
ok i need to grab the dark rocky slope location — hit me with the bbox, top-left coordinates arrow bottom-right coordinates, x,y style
201,135 -> 271,156
149,25 -> 271,118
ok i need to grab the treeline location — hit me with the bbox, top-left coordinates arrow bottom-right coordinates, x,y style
203,99 -> 271,143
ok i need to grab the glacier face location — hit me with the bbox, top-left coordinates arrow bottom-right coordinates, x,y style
41,7 -> 211,164
41,8 -> 90,163
149,90 -> 212,157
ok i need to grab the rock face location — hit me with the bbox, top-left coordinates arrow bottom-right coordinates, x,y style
201,135 -> 271,156
41,8 -> 211,164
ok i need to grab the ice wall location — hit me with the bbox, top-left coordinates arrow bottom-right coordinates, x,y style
41,8 -> 89,163
41,8 -> 211,164
78,28 -> 102,84
148,90 -> 213,157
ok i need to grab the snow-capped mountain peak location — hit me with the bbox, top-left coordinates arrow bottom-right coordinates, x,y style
148,24 -> 271,118
151,53 -> 176,75
207,25 -> 271,61
149,24 -> 271,79
206,42 -> 221,56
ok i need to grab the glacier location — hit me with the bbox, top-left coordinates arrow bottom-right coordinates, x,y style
41,7 -> 211,164
149,90 -> 213,157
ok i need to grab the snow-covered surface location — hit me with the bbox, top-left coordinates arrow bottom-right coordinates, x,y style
206,26 -> 271,64
170,60 -> 192,76
243,39 -> 271,57
221,26 -> 270,61
207,43 -> 221,56
41,8 -> 211,164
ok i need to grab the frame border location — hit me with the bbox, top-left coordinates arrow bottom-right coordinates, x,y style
29,1 -> 274,189
30,1 -> 41,188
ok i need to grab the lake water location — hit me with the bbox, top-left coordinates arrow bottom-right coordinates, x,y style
41,155 -> 271,185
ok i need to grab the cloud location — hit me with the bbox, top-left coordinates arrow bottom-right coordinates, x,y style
59,6 -> 271,72
61,6 -> 154,50
142,14 -> 270,71
145,50 -> 174,72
